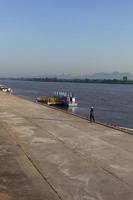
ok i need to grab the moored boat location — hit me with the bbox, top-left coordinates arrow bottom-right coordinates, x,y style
37,96 -> 63,105
37,91 -> 78,107
54,91 -> 78,107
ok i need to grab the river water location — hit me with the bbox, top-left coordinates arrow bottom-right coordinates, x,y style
1,80 -> 133,128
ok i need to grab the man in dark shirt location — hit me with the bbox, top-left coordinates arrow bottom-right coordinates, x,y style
90,107 -> 95,122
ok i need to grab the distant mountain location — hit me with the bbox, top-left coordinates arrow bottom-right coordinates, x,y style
82,72 -> 133,80
29,72 -> 133,80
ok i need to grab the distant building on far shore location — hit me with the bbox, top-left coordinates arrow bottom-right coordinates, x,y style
123,76 -> 128,81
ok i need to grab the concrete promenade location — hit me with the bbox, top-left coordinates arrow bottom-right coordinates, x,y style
0,92 -> 133,200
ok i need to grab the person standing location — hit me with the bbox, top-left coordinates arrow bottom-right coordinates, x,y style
90,107 -> 95,122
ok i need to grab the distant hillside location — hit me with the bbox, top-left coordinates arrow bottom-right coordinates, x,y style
0,72 -> 133,80
47,72 -> 133,80
81,72 -> 133,80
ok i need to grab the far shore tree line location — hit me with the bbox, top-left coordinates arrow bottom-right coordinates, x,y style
0,76 -> 133,84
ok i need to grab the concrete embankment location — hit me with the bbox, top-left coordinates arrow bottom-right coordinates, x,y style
1,92 -> 133,200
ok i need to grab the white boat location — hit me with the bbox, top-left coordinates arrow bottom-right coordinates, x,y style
54,91 -> 78,107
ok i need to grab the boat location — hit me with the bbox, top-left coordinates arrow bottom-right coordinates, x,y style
54,91 -> 78,107
37,91 -> 78,107
37,96 -> 63,105
0,85 -> 13,94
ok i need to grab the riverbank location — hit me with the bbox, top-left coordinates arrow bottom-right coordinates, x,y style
1,92 -> 133,199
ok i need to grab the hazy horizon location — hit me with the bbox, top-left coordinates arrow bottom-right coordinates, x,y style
0,71 -> 133,79
0,0 -> 133,77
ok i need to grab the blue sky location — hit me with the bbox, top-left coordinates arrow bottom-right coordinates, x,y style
0,0 -> 133,77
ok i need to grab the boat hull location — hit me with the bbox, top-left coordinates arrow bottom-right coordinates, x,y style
67,103 -> 78,107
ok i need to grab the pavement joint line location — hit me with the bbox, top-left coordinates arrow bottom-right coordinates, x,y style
46,130 -> 133,189
24,117 -> 87,122
15,144 -> 63,200
22,115 -> 133,190
2,121 -> 63,200
67,122 -> 133,150
101,167 -> 133,188
14,123 -> 133,190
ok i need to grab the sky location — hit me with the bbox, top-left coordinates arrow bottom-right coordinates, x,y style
0,0 -> 133,77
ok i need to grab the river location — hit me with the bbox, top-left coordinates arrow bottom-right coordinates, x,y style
1,80 -> 133,129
